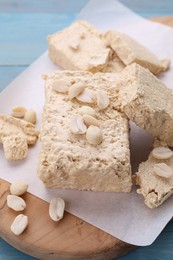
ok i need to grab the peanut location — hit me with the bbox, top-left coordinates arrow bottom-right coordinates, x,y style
52,79 -> 70,93
24,109 -> 36,124
83,114 -> 100,128
49,197 -> 65,221
11,214 -> 28,235
96,90 -> 110,110
152,147 -> 173,160
70,114 -> 87,134
7,195 -> 26,211
10,180 -> 29,196
154,163 -> 173,178
11,106 -> 26,118
68,84 -> 85,100
86,125 -> 103,145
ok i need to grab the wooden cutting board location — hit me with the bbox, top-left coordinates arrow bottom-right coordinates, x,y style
0,17 -> 173,260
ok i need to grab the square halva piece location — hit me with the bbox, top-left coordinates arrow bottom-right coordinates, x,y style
38,71 -> 132,192
48,20 -> 110,73
48,20 -> 125,73
117,63 -> 173,147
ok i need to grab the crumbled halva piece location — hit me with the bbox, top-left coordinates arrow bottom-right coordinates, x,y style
48,20 -> 111,73
3,136 -> 28,160
38,71 -> 132,192
117,63 -> 173,147
135,147 -> 173,208
0,114 -> 39,160
103,30 -> 170,74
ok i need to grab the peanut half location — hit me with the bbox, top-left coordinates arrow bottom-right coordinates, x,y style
49,197 -> 65,222
78,106 -> 96,117
83,114 -> 100,128
11,214 -> 28,235
154,163 -> 173,178
24,109 -> 37,124
68,84 -> 85,100
76,89 -> 96,104
11,106 -> 26,118
10,180 -> 29,196
52,79 -> 71,93
70,114 -> 87,134
96,90 -> 110,110
152,147 -> 173,160
86,125 -> 103,145
7,195 -> 26,211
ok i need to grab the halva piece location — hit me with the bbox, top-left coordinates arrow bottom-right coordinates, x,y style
103,30 -> 170,74
0,114 -> 39,160
38,71 -> 132,192
117,63 -> 173,147
48,20 -> 111,73
135,145 -> 173,208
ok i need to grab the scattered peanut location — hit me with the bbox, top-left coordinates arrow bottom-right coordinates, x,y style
68,84 -> 85,100
96,90 -> 110,110
70,114 -> 87,134
24,109 -> 36,124
154,163 -> 173,178
152,147 -> 173,160
7,195 -> 26,211
52,79 -> 70,93
49,197 -> 65,221
11,214 -> 28,235
78,106 -> 96,117
10,180 -> 29,196
11,106 -> 26,118
86,125 -> 103,145
83,114 -> 100,128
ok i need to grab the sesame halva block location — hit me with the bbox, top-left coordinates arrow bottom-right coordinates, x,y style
135,146 -> 173,208
117,63 -> 173,147
48,20 -> 111,73
38,71 -> 132,192
103,31 -> 170,75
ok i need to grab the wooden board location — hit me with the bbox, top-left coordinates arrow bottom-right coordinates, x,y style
0,179 -> 135,260
0,16 -> 172,260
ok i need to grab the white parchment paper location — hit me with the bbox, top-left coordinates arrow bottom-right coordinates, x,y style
1,0 -> 173,246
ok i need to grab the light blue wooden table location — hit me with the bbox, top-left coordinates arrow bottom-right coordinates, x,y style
0,0 -> 173,259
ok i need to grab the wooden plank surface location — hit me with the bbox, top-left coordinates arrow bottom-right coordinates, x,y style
0,1 -> 173,259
